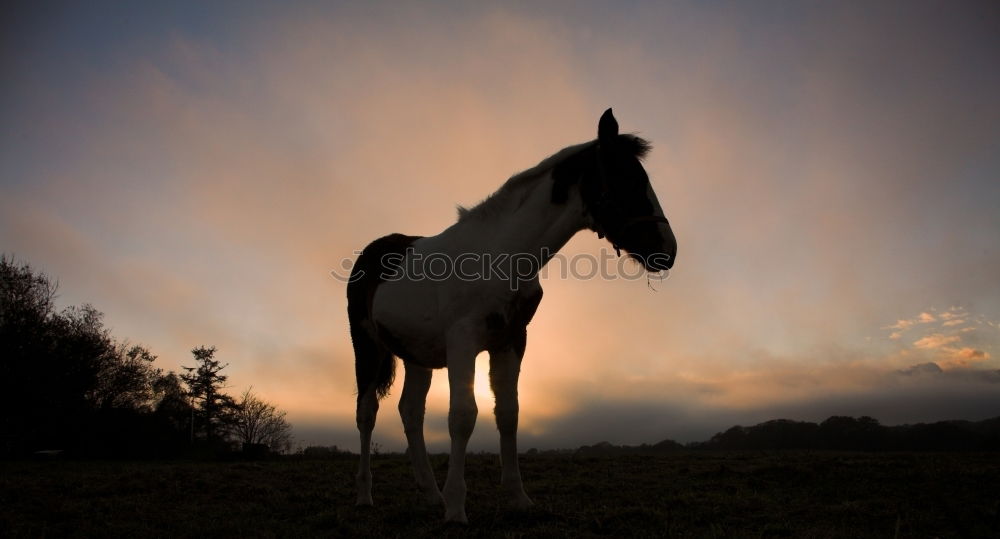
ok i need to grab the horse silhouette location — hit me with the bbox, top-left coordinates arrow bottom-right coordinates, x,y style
347,109 -> 676,522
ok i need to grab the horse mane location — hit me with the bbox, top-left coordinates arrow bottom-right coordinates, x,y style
620,134 -> 652,160
456,134 -> 650,222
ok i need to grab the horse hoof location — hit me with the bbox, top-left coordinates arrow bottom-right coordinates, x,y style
444,508 -> 468,524
507,494 -> 534,510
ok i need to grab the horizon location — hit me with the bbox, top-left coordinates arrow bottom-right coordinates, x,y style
3,1 -> 999,452
293,413 -> 1000,454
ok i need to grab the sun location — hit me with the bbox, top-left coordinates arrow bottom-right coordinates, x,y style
473,353 -> 493,404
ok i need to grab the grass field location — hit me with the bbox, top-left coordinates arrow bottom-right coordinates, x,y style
2,452 -> 998,537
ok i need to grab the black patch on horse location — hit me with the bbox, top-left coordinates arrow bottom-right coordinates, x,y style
550,132 -> 665,264
485,287 -> 543,357
551,134 -> 651,205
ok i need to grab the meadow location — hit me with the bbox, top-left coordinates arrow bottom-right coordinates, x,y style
2,451 -> 998,537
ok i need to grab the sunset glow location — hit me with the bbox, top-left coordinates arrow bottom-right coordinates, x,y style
3,1 -> 998,451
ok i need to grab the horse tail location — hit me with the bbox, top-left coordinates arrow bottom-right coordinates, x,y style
346,233 -> 420,400
348,313 -> 394,401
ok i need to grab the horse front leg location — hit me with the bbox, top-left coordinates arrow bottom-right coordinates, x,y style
442,334 -> 478,523
489,331 -> 533,509
398,362 -> 443,506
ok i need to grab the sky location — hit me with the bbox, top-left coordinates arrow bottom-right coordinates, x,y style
2,1 -> 999,451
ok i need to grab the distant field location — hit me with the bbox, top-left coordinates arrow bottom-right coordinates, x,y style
2,452 -> 998,537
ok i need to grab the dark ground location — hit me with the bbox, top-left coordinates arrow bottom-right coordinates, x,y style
2,452 -> 998,537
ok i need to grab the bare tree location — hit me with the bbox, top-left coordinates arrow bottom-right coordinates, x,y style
232,387 -> 292,453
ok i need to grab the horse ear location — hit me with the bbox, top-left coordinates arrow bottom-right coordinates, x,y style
598,108 -> 618,143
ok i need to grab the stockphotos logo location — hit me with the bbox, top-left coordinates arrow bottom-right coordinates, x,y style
330,248 -> 670,290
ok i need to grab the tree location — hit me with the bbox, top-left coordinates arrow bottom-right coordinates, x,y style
1,255 -> 58,454
232,388 -> 293,453
151,371 -> 194,435
1,256 -> 125,453
0,255 -> 56,331
181,346 -> 236,443
2,256 -> 296,456
90,343 -> 161,411
153,372 -> 192,417
819,415 -> 884,450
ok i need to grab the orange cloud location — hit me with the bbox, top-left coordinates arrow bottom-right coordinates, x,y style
885,311 -> 937,332
913,334 -> 961,350
939,347 -> 991,369
938,307 -> 968,321
882,308 -> 998,376
886,319 -> 913,331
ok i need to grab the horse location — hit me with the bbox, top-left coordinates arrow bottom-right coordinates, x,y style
346,109 -> 676,522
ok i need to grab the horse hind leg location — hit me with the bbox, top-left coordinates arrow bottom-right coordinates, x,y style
398,362 -> 443,505
352,324 -> 396,506
355,384 -> 378,506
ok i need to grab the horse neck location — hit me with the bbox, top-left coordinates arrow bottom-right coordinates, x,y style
476,173 -> 588,262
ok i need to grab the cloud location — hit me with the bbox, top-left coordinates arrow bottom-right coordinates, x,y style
882,307 -> 998,376
885,311 -> 938,333
939,347 -> 991,369
913,334 -> 960,349
898,362 -> 943,376
886,320 -> 913,331
939,307 -> 968,321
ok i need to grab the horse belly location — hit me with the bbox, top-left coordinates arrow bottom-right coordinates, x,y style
371,279 -> 448,368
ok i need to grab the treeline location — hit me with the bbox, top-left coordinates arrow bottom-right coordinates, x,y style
694,416 -> 1000,451
568,416 -> 1000,456
571,439 -> 685,457
0,255 -> 291,458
